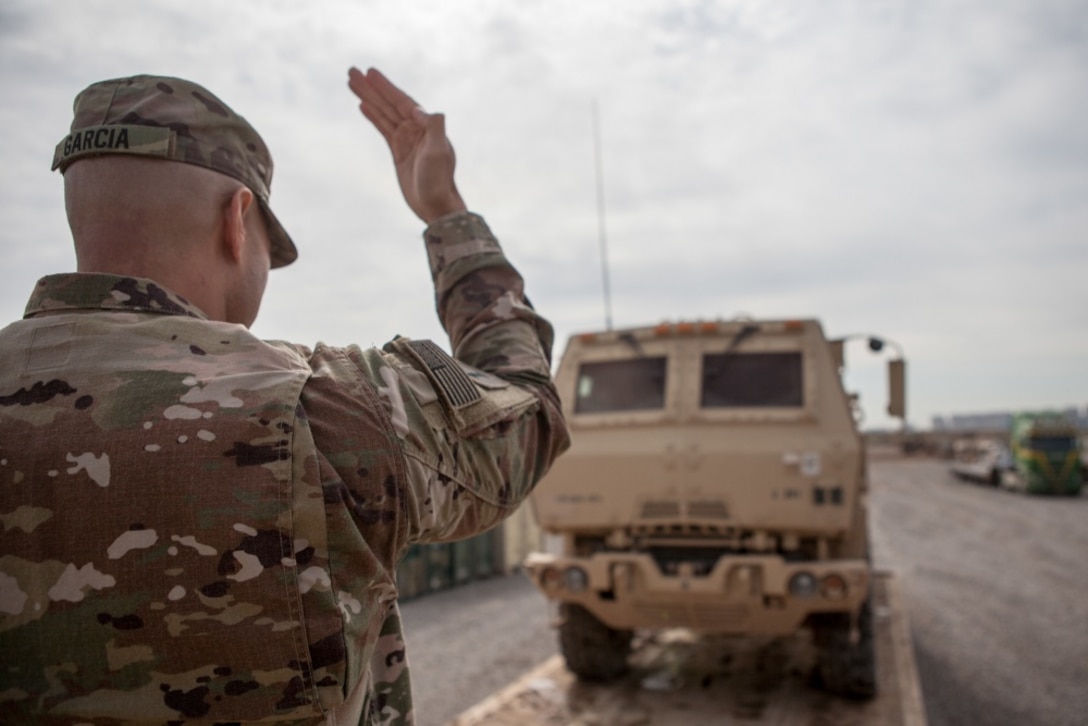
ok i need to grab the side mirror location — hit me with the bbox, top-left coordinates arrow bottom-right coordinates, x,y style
887,358 -> 906,419
830,339 -> 845,373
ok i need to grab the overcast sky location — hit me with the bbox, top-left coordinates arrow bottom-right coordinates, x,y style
1,0 -> 1085,431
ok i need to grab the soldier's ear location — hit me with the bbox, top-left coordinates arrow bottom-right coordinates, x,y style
222,186 -> 255,264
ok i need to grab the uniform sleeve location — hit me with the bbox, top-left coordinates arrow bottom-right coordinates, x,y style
370,211 -> 569,544
298,212 -> 569,551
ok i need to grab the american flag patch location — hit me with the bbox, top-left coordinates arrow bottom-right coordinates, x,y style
406,339 -> 481,409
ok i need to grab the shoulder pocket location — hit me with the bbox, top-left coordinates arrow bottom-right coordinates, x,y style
387,337 -> 538,437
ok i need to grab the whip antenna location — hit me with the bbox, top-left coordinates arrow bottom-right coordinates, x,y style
592,98 -> 613,331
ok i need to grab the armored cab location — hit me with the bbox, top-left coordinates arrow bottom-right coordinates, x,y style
525,318 -> 890,698
1007,412 -> 1083,495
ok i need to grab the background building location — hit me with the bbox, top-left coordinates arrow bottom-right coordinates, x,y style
932,406 -> 1088,432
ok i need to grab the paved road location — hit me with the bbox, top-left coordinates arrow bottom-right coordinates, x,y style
401,455 -> 1088,725
399,570 -> 559,725
868,454 -> 1088,726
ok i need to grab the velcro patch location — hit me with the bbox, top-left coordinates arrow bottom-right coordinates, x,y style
402,339 -> 481,409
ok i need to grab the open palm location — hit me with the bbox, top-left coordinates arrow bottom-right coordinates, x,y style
348,67 -> 466,224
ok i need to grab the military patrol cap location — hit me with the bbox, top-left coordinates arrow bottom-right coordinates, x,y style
52,74 -> 298,268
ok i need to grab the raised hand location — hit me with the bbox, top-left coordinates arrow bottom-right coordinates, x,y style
348,67 -> 467,224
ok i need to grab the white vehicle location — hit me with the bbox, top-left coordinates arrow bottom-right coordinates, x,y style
949,438 -> 1011,487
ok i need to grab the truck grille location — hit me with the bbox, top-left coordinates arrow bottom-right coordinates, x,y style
633,599 -> 750,630
639,500 -> 729,520
641,500 -> 681,518
688,500 -> 729,519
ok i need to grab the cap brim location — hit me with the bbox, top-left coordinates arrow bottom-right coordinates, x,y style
259,199 -> 298,269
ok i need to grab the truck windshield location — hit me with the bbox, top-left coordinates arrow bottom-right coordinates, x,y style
1028,436 -> 1076,453
575,357 -> 667,413
701,352 -> 803,408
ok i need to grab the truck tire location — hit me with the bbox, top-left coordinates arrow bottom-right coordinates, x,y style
558,603 -> 632,681
810,597 -> 877,700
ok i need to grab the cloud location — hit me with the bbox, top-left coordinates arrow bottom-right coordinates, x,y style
1,0 -> 1086,430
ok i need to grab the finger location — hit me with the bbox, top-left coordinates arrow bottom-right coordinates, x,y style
357,85 -> 404,134
364,68 -> 424,121
421,112 -> 446,136
347,66 -> 366,90
360,102 -> 398,142
346,66 -> 374,105
347,67 -> 403,130
348,68 -> 404,141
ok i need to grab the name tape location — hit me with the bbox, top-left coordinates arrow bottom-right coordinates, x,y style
52,125 -> 175,170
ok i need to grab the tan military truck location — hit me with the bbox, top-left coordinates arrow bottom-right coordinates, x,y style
524,318 -> 906,700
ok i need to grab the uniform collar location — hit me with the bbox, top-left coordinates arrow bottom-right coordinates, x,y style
25,273 -> 209,320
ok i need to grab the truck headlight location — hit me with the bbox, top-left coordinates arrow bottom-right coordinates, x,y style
540,567 -> 562,590
788,571 -> 818,598
563,567 -> 589,593
820,573 -> 848,600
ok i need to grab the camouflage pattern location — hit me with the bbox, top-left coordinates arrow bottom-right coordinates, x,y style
51,74 -> 297,268
0,212 -> 570,724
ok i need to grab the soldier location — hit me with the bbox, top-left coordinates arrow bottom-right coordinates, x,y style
0,68 -> 569,724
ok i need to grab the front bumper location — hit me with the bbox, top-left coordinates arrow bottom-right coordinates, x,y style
525,551 -> 870,635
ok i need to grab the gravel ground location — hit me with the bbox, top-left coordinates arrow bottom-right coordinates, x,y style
401,454 -> 1088,725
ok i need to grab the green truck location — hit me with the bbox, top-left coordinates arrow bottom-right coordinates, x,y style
1005,412 -> 1083,496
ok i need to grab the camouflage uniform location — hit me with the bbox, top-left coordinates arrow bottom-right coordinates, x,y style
0,75 -> 569,725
